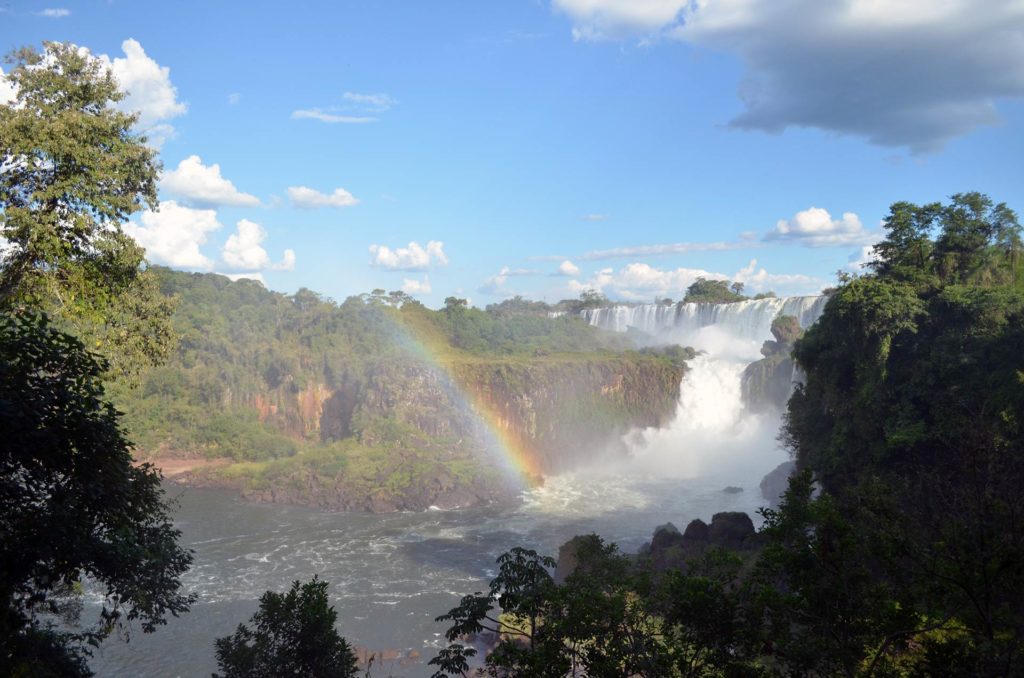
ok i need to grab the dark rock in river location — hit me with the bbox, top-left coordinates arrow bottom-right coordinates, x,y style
722,485 -> 743,494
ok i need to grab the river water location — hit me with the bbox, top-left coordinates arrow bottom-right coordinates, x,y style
89,297 -> 823,676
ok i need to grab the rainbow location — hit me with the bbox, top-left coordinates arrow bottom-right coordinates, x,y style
378,312 -> 545,487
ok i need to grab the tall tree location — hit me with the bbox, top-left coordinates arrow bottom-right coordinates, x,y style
0,41 -> 175,381
214,577 -> 358,678
0,312 -> 193,676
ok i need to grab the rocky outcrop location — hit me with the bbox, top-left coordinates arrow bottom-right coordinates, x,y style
741,315 -> 803,413
448,357 -> 683,473
641,512 -> 760,571
760,460 -> 795,508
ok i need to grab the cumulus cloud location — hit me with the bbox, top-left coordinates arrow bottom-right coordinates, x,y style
555,0 -> 1024,152
847,244 -> 880,272
98,39 -> 186,143
733,259 -> 824,293
2,40 -> 185,146
369,241 -> 448,271
766,207 -> 873,247
553,0 -> 687,40
287,186 -> 359,208
567,259 -> 823,299
401,276 -> 432,295
124,201 -> 222,270
162,155 -> 260,207
0,69 -> 15,105
557,260 -> 581,276
37,8 -> 70,18
221,219 -> 296,272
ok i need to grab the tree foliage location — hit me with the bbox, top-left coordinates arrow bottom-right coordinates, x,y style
0,41 -> 175,381
683,278 -> 746,304
784,191 -> 1024,672
0,312 -> 193,676
433,193 -> 1024,676
213,577 -> 358,678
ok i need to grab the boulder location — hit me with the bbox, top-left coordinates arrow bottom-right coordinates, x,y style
760,460 -> 796,507
681,518 -> 709,544
707,512 -> 756,549
650,522 -> 685,552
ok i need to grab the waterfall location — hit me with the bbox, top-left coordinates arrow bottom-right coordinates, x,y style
585,296 -> 828,482
583,296 -> 828,361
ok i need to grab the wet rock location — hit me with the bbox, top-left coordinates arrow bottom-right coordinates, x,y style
650,522 -> 685,552
681,518 -> 709,544
707,511 -> 756,549
760,460 -> 796,507
722,485 -> 743,494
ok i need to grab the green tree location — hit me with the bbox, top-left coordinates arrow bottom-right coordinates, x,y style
0,312 -> 193,676
683,278 -> 745,304
784,193 -> 1024,672
0,41 -> 175,381
214,577 -> 358,678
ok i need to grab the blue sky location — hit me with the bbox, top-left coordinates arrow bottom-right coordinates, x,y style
3,1 -> 1023,306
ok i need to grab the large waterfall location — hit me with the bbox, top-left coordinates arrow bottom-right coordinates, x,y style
583,296 -> 828,361
582,296 -> 828,481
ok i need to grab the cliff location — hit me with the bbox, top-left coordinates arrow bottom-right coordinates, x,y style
740,315 -> 803,413
117,270 -> 686,511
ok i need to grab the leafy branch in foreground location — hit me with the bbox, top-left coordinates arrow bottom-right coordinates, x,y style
0,312 -> 193,676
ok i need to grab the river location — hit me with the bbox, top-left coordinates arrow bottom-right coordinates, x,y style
89,296 -> 823,676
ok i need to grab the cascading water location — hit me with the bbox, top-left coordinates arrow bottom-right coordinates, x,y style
582,296 -> 828,484
88,295 -> 830,678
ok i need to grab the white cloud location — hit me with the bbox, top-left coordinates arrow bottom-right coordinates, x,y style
287,186 -> 359,208
369,241 -> 448,271
557,260 -> 581,276
478,266 -> 540,296
733,259 -> 824,293
401,275 -> 432,295
766,207 -> 874,247
37,8 -> 70,18
847,244 -> 879,272
342,91 -> 396,111
227,92 -> 241,105
582,213 -> 609,221
0,68 -> 15,105
555,1 -> 1024,152
291,109 -> 375,124
222,219 -> 295,272
567,259 -> 823,299
276,249 -> 296,271
578,239 -> 751,261
124,200 -> 222,270
292,91 -> 394,124
221,272 -> 265,283
98,39 -> 186,137
553,0 -> 687,40
162,155 -> 260,207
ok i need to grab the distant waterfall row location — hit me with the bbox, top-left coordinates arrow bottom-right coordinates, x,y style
581,296 -> 829,344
